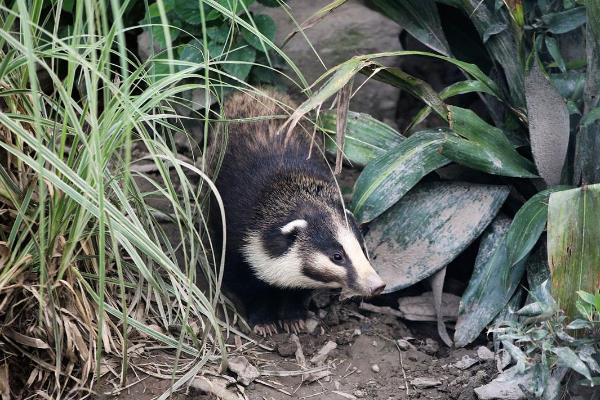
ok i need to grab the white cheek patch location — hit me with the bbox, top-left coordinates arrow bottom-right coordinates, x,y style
242,233 -> 334,289
280,219 -> 307,235
309,253 -> 348,286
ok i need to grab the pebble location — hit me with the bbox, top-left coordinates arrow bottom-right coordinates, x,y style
453,355 -> 478,370
422,338 -> 439,355
410,377 -> 442,389
477,346 -> 496,361
353,328 -> 362,336
371,364 -> 380,373
396,339 -> 413,351
305,318 -> 319,334
372,340 -> 378,347
353,389 -> 366,398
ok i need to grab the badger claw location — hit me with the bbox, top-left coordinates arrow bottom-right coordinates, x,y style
253,323 -> 278,337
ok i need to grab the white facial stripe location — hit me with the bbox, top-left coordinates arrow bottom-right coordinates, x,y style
311,253 -> 347,283
280,219 -> 308,235
336,223 -> 376,282
242,233 -> 335,289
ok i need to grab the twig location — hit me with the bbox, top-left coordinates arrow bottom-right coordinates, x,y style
359,302 -> 405,318
260,365 -> 329,377
255,379 -> 292,396
395,341 -> 409,396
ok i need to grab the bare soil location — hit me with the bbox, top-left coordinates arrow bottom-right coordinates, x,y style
95,296 -> 497,400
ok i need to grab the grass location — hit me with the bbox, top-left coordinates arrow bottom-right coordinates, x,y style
0,0 -> 311,397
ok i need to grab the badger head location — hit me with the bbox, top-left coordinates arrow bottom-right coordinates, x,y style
242,202 -> 386,297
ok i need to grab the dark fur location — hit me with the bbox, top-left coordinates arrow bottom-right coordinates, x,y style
211,89 -> 357,327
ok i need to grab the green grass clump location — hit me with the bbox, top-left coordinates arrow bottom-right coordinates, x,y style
0,0 -> 306,397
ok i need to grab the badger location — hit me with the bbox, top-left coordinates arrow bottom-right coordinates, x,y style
212,89 -> 386,335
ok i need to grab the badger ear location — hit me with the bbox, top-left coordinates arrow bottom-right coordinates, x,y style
280,219 -> 308,235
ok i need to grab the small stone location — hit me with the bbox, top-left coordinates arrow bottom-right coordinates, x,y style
372,340 -> 378,347
371,364 -> 380,373
334,380 -> 341,390
318,309 -> 328,319
422,338 -> 439,355
353,328 -> 362,336
477,346 -> 495,361
277,342 -> 296,357
410,377 -> 442,389
305,318 -> 319,334
396,339 -> 414,351
453,355 -> 478,370
353,389 -> 366,398
227,356 -> 259,386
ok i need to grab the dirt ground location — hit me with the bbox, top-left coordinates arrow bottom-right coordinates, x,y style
95,294 -> 498,400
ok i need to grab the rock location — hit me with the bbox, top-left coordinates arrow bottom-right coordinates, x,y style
371,364 -> 380,373
310,340 -> 337,365
353,389 -> 366,398
398,292 -> 461,322
421,338 -> 439,355
305,318 -> 320,334
251,0 -> 403,120
396,339 -> 415,351
477,346 -> 496,361
474,367 -> 529,400
353,328 -> 362,336
312,290 -> 334,308
453,355 -> 478,370
277,342 -> 296,357
410,377 -> 442,389
227,356 -> 259,386
496,349 -> 511,372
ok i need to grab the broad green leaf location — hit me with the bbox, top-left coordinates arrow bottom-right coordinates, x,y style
371,0 -> 451,55
542,7 -> 587,34
365,182 -> 509,293
506,187 -> 570,266
242,14 -> 276,51
360,64 -> 448,120
320,111 -> 405,167
443,106 -> 537,177
173,0 -> 220,25
351,130 -> 450,223
545,36 -> 566,73
548,184 -> 600,318
525,61 -> 570,186
455,214 -> 526,348
581,106 -> 600,127
407,80 -> 497,132
552,347 -> 592,381
459,0 -> 524,106
482,22 -> 507,43
221,45 -> 256,81
550,71 -> 585,100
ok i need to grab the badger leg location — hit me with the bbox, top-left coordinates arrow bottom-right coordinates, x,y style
276,289 -> 311,334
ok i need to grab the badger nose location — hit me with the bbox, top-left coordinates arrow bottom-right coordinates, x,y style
366,275 -> 386,296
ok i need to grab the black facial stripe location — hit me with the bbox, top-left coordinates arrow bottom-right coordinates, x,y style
302,263 -> 344,284
262,225 -> 296,258
345,259 -> 358,289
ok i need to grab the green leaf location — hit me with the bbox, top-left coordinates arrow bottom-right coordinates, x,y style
257,0 -> 285,6
360,64 -> 448,120
351,130 -> 450,223
454,214 -> 526,348
545,36 -> 567,73
365,182 -> 509,293
548,184 -> 600,318
566,319 -> 592,330
576,290 -> 597,306
542,7 -> 587,34
221,45 -> 256,81
443,106 -> 538,177
581,106 -> 600,127
320,111 -> 405,167
482,22 -> 507,43
525,61 -> 570,186
407,80 -> 498,132
173,0 -> 221,25
506,187 -> 570,267
242,14 -> 277,51
550,71 -> 585,100
371,0 -> 450,55
552,347 -> 592,381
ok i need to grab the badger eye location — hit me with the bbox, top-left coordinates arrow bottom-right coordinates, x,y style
331,252 -> 344,263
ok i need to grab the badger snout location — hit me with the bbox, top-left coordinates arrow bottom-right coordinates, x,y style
363,273 -> 386,296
